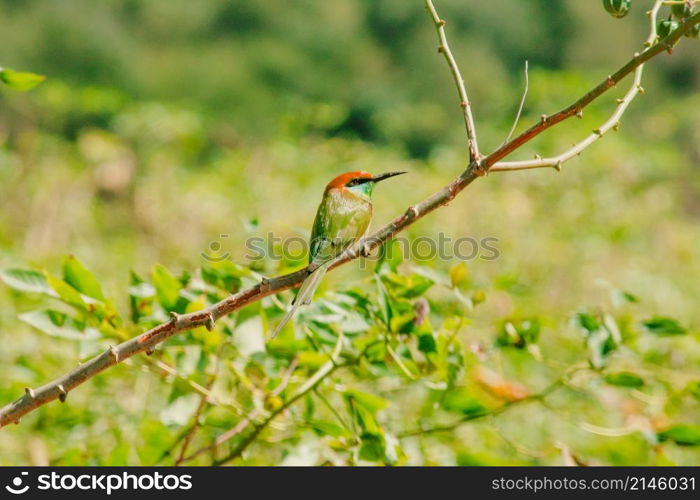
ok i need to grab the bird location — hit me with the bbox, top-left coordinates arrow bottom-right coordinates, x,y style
271,170 -> 406,338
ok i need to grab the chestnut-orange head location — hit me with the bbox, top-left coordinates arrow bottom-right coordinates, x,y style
325,170 -> 406,197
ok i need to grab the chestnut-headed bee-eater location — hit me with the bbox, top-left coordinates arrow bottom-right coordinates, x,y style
271,170 -> 406,337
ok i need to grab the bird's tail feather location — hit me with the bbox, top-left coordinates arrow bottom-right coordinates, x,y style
270,260 -> 332,339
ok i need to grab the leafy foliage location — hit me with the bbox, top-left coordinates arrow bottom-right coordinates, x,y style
3,248 -> 699,465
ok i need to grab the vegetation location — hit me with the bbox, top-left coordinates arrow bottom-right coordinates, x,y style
0,0 -> 699,465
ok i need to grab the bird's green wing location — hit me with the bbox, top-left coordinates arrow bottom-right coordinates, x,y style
309,190 -> 372,265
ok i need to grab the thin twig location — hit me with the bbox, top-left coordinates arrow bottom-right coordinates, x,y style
174,345 -> 224,465
501,61 -> 529,146
210,334 -> 352,465
313,388 -> 355,437
425,0 -> 481,165
145,358 -> 242,413
181,357 -> 299,463
2,8 -> 698,430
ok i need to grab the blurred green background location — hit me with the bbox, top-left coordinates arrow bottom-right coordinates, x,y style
0,0 -> 699,465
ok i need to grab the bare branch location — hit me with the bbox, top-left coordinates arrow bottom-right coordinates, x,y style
2,7 -> 698,430
209,334 -> 349,466
490,3 -> 696,173
173,346 -> 224,465
490,0 -> 663,172
501,60 -> 529,147
398,371 -> 574,438
425,0 -> 481,165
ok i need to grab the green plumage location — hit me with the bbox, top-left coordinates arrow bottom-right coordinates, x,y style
309,186 -> 373,265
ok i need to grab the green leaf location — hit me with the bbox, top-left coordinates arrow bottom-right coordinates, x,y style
351,403 -> 381,435
201,260 -> 245,293
0,268 -> 54,295
418,333 -> 437,354
389,312 -> 414,334
18,310 -> 86,339
46,274 -> 87,309
642,317 -> 686,335
62,255 -> 104,301
345,389 -> 388,414
0,68 -> 45,91
576,312 -> 599,333
604,372 -> 644,388
382,272 -> 434,299
658,425 -> 700,446
310,420 -> 346,437
151,264 -> 181,310
442,391 -> 487,417
359,432 -> 386,462
296,351 -> 330,370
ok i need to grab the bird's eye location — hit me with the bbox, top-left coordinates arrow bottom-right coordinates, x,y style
347,178 -> 359,186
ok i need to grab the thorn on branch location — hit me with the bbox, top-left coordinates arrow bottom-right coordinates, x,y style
108,345 -> 119,362
204,311 -> 215,332
437,45 -> 445,53
14,419 -> 20,425
637,86 -> 645,95
460,100 -> 469,108
554,160 -> 563,172
360,241 -> 373,258
606,75 -> 615,88
593,128 -> 603,137
613,122 -> 621,131
437,19 -> 446,27
447,183 -> 459,201
406,205 -> 419,220
169,311 -> 180,322
540,114 -> 548,123
24,387 -> 35,399
145,346 -> 155,356
260,277 -> 271,292
616,98 -> 624,104
57,385 -> 67,403
575,109 -> 583,119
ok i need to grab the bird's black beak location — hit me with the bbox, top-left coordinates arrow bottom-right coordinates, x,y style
371,171 -> 407,183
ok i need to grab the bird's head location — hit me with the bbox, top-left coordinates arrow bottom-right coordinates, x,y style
325,170 -> 406,199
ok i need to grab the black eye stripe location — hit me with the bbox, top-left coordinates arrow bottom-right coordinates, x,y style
346,177 -> 371,187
